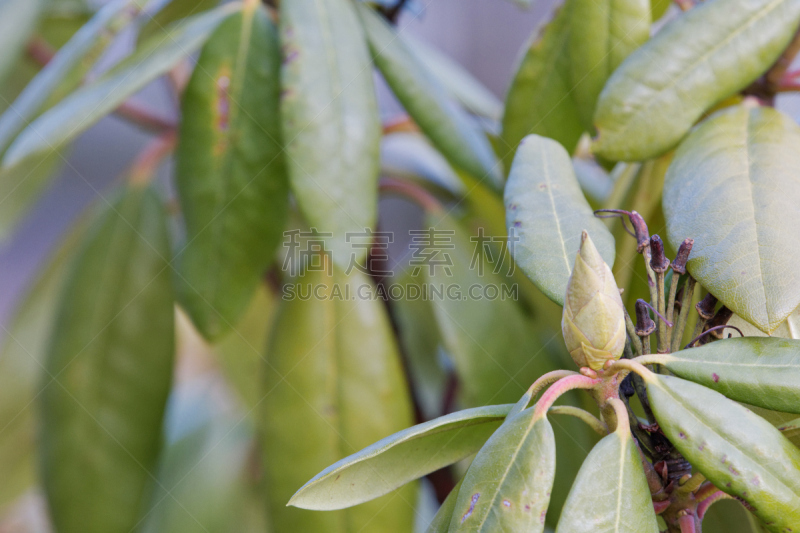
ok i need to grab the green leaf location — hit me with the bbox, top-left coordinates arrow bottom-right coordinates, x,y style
290,404 -> 510,510
702,500 -> 766,533
0,0 -> 143,238
448,408 -> 555,532
175,4 -> 288,340
655,337 -> 800,414
0,220 -> 83,508
41,184 -> 175,533
650,0 -> 671,20
2,2 -> 240,169
646,373 -> 800,532
501,4 -> 584,164
729,307 -> 800,339
426,480 -> 463,533
138,0 -> 220,43
743,404 -> 800,448
263,266 -> 415,532
402,35 -> 503,122
663,104 -> 800,333
504,134 -> 615,305
0,0 -> 142,153
357,4 -> 500,183
423,209 -> 565,406
593,0 -> 800,161
568,0 -> 650,129
0,0 -> 45,85
555,424 -> 659,533
280,0 -> 380,268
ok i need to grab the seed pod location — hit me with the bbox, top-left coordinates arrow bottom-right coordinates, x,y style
562,231 -> 626,370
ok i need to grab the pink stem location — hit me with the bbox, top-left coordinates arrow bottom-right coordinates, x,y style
379,177 -> 442,212
693,481 -> 719,502
532,375 -> 601,420
678,514 -> 697,533
697,491 -> 733,519
777,81 -> 800,92
652,499 -> 671,515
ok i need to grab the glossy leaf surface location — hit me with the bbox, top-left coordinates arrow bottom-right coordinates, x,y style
3,3 -> 239,169
290,404 -> 511,510
647,374 -> 800,531
657,337 -> 800,414
663,105 -> 800,333
593,0 -> 800,160
42,185 -> 174,533
176,4 -> 288,340
263,266 -> 415,531
448,408 -> 555,532
505,134 -> 615,305
555,424 -> 659,533
501,4 -> 584,163
568,0 -> 650,129
358,3 -> 500,183
280,0 -> 380,267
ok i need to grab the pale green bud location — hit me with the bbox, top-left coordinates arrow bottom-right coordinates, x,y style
561,231 -> 626,370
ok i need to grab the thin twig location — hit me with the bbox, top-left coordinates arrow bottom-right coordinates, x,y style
671,277 -> 696,351
25,35 -> 177,133
767,23 -> 800,89
685,325 -> 743,349
625,308 -> 643,356
548,405 -> 607,435
128,131 -> 176,186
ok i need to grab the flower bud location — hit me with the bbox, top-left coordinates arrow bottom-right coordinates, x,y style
562,231 -> 626,370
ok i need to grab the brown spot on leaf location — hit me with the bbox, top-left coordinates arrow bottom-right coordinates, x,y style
502,499 -> 512,508
712,373 -> 720,383
216,74 -> 230,133
461,493 -> 480,523
540,510 -> 546,523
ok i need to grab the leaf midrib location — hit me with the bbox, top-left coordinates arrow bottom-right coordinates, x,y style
659,381 -> 800,496
207,8 -> 256,309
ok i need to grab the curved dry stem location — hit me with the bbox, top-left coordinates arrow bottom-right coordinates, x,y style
548,405 -> 607,435
632,353 -> 670,366
379,177 -> 442,212
509,370 -> 578,418
533,375 -> 602,420
607,397 -> 630,435
697,490 -> 734,519
607,359 -> 655,382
